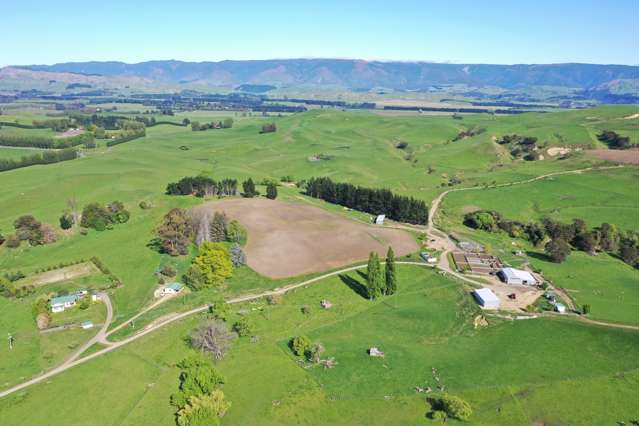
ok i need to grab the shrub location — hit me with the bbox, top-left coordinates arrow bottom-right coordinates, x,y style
232,317 -> 253,337
59,212 -> 75,230
429,394 -> 472,421
5,234 -> 20,248
266,294 -> 282,305
290,335 -> 311,357
139,200 -> 153,209
160,265 -> 177,277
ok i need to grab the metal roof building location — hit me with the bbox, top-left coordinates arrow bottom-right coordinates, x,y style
498,267 -> 537,286
473,288 -> 500,309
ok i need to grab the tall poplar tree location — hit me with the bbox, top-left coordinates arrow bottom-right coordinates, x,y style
384,246 -> 397,295
366,252 -> 383,300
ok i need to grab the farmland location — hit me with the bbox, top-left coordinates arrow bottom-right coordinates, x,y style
0,104 -> 638,425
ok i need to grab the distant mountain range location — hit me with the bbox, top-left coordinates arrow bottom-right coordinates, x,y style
10,59 -> 639,92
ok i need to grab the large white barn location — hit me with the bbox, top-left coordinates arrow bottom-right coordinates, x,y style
498,267 -> 537,286
473,288 -> 500,309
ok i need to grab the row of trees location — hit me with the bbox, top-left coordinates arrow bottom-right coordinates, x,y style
0,148 -> 77,172
305,177 -> 429,225
191,118 -> 233,131
366,247 -> 397,300
166,176 -> 238,198
597,130 -> 635,150
0,132 -> 93,149
80,201 -> 130,231
464,210 -> 639,266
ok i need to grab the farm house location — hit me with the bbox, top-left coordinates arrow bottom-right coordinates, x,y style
50,294 -> 80,313
498,267 -> 537,286
473,288 -> 500,309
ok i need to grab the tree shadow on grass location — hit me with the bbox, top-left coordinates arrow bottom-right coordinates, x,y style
526,250 -> 553,262
338,273 -> 368,299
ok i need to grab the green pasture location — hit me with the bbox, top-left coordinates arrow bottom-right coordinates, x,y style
1,266 -> 639,425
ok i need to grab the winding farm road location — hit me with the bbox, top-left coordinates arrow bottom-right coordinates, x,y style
0,164 -> 634,399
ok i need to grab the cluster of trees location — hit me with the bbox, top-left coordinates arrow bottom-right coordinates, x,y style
171,355 -> 230,426
452,126 -> 485,141
191,118 -> 233,131
0,148 -> 77,172
597,130 -> 634,150
166,176 -> 238,198
259,123 -> 277,134
464,210 -> 639,266
32,118 -> 71,132
105,128 -> 146,147
290,335 -> 326,364
496,134 -> 541,161
427,394 -> 473,422
365,248 -> 397,299
80,201 -> 130,231
305,177 -> 429,225
155,208 -> 247,288
2,215 -> 57,249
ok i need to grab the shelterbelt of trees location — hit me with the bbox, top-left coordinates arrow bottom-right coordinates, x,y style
305,176 -> 429,225
464,210 -> 639,267
0,148 -> 77,172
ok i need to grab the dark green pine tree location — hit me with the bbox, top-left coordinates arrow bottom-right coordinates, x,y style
266,183 -> 278,199
384,246 -> 397,295
366,252 -> 383,300
242,178 -> 256,198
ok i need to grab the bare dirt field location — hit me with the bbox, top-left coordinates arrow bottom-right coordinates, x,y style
55,128 -> 85,138
21,262 -> 99,287
199,198 -> 420,278
589,148 -> 639,164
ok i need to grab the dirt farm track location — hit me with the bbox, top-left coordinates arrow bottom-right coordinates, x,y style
199,198 -> 420,278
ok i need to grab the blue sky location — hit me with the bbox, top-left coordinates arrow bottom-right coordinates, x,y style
3,0 -> 638,66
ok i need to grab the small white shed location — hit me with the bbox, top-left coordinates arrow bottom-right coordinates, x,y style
473,288 -> 500,309
555,303 -> 566,313
374,214 -> 386,225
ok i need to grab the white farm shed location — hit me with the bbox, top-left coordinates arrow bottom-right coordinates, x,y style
374,214 -> 386,225
498,268 -> 537,286
473,288 -> 500,309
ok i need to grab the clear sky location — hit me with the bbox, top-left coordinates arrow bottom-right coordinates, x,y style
3,0 -> 638,66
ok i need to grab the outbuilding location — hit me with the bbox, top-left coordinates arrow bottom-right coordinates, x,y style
473,288 -> 500,309
555,303 -> 566,314
162,282 -> 184,295
374,214 -> 386,225
498,267 -> 537,286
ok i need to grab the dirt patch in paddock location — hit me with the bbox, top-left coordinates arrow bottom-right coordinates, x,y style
547,147 -> 572,157
588,148 -> 639,164
197,198 -> 420,279
54,128 -> 85,138
624,113 -> 639,120
21,262 -> 99,287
